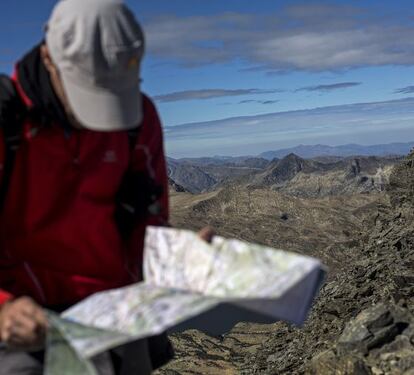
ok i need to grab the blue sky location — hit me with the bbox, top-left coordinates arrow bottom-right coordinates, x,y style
1,0 -> 414,157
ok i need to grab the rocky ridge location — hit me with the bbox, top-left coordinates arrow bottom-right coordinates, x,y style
251,155 -> 398,198
157,150 -> 414,374
168,154 -> 400,197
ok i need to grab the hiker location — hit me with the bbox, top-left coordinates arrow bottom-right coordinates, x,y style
0,0 -> 211,373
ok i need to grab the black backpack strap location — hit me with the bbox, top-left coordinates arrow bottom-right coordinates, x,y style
127,127 -> 140,151
0,75 -> 26,211
114,127 -> 164,239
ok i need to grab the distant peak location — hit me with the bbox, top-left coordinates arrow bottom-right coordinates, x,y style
284,153 -> 302,160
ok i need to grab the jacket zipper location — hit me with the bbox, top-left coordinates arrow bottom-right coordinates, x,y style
24,262 -> 47,303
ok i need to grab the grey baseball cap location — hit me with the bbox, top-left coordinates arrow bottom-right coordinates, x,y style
45,0 -> 144,131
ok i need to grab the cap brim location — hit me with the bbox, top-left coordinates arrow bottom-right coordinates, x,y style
61,72 -> 142,132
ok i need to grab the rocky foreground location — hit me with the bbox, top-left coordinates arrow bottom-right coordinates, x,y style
157,150 -> 414,375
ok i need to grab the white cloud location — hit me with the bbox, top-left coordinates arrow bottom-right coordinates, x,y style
143,4 -> 414,71
296,82 -> 361,92
395,85 -> 414,94
154,88 -> 282,102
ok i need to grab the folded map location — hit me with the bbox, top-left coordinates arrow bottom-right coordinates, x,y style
45,226 -> 326,374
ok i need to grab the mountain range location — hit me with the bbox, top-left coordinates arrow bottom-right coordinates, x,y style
168,152 -> 401,197
259,141 -> 414,160
170,141 -> 414,164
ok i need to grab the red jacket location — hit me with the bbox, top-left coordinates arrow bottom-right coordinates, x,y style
0,74 -> 169,307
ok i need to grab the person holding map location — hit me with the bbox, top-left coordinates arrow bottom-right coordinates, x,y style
0,0 -> 215,373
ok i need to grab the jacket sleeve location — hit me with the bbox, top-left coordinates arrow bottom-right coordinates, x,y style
124,95 -> 169,281
0,290 -> 12,305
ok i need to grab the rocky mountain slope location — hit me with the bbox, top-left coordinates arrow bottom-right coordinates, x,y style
168,157 -> 269,193
156,150 -> 413,374
167,158 -> 218,193
168,177 -> 187,193
250,154 -> 398,197
169,186 -> 380,267
168,154 -> 400,197
244,150 -> 414,374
